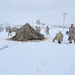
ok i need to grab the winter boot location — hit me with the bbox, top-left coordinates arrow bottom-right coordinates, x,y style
53,40 -> 54,42
69,41 -> 72,43
58,41 -> 61,44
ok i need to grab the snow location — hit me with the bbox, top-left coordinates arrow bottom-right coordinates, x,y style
0,27 -> 75,75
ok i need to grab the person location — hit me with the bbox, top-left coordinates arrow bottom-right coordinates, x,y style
53,31 -> 64,44
35,26 -> 38,32
37,26 -> 41,33
8,27 -> 12,36
45,26 -> 49,35
68,24 -> 75,43
35,26 -> 41,33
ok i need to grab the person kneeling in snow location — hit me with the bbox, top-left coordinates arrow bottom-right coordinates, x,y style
53,31 -> 64,44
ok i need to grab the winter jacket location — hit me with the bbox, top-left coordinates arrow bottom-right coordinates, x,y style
53,32 -> 64,42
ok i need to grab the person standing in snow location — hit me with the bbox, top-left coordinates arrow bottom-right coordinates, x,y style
35,26 -> 41,33
68,24 -> 75,43
35,26 -> 38,32
37,26 -> 41,33
8,27 -> 12,36
45,26 -> 49,35
53,31 -> 64,44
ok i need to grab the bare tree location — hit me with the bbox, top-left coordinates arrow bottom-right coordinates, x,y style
36,19 -> 41,25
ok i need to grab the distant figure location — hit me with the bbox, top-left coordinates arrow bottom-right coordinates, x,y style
35,26 -> 38,32
38,26 -> 41,33
8,27 -> 12,36
45,26 -> 49,35
35,26 -> 41,33
0,27 -> 3,32
68,24 -> 75,43
53,31 -> 64,44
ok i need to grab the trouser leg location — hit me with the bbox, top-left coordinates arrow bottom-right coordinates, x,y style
53,37 -> 56,42
68,37 -> 72,43
58,40 -> 61,44
73,37 -> 75,43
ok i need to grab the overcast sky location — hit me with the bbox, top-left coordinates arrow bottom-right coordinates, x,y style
0,0 -> 75,26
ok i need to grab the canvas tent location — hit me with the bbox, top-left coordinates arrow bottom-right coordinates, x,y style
11,23 -> 45,41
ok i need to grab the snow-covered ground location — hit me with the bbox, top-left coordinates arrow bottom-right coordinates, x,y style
0,27 -> 75,75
